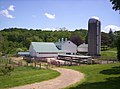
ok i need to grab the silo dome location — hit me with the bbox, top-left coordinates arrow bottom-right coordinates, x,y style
89,16 -> 100,23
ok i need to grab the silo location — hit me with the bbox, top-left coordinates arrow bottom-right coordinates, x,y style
88,17 -> 101,56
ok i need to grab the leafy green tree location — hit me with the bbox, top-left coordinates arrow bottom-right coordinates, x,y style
110,0 -> 120,13
108,29 -> 115,47
85,33 -> 88,44
101,32 -> 110,46
116,35 -> 120,61
70,35 -> 84,46
0,34 -> 4,52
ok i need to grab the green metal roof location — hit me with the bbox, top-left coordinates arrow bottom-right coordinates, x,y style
31,42 -> 63,53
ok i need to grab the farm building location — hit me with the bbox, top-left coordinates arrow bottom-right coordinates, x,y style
77,43 -> 88,53
55,38 -> 77,55
29,42 -> 64,58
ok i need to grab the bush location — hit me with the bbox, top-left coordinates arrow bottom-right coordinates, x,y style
0,64 -> 14,75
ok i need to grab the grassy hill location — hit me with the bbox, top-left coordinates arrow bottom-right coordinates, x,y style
0,66 -> 60,88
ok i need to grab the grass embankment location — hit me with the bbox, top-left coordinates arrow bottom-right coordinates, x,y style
100,48 -> 117,60
64,63 -> 120,89
0,66 -> 60,89
100,51 -> 117,59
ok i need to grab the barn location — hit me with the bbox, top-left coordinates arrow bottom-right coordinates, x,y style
29,42 -> 64,58
77,43 -> 88,53
55,38 -> 77,55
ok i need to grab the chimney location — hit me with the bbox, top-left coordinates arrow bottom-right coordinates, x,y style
65,38 -> 67,41
58,39 -> 60,42
61,38 -> 64,42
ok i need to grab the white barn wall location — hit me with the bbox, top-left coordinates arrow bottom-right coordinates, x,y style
36,53 -> 58,58
77,47 -> 88,52
29,44 -> 36,57
62,41 -> 77,54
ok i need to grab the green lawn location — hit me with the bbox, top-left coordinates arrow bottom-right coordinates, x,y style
100,51 -> 117,60
64,63 -> 120,89
0,66 -> 60,89
108,48 -> 117,51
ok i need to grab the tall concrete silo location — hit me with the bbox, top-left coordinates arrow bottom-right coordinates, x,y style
88,17 -> 101,56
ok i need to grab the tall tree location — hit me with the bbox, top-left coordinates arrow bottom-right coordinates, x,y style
85,33 -> 88,44
0,34 -> 4,52
70,35 -> 84,46
108,28 -> 115,47
101,32 -> 110,46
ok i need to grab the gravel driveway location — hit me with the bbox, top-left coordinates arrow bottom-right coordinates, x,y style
10,68 -> 84,89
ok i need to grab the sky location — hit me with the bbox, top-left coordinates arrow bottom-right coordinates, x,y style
0,0 -> 120,33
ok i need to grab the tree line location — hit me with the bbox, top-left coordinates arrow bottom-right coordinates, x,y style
0,28 -> 119,55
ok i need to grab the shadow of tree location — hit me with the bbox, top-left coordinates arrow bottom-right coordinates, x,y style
68,76 -> 120,89
100,66 -> 120,75
0,73 -> 3,76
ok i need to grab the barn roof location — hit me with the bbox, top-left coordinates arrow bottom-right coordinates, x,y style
78,43 -> 88,48
55,40 -> 76,46
31,42 -> 63,53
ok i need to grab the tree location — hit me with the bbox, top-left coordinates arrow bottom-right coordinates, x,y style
0,34 -> 4,52
108,28 -> 115,47
110,0 -> 120,13
70,35 -> 84,46
85,33 -> 88,44
116,35 -> 120,61
101,32 -> 110,46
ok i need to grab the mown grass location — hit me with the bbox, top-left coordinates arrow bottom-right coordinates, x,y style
100,51 -> 117,60
0,66 -> 60,89
107,48 -> 117,51
64,63 -> 120,89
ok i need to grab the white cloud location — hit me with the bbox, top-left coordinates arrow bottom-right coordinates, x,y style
0,5 -> 15,19
103,25 -> 120,33
8,5 -> 15,11
90,16 -> 100,20
44,13 -> 55,19
0,9 -> 15,18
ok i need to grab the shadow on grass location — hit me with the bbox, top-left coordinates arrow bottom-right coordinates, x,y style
100,66 -> 120,75
68,76 -> 120,89
0,73 -> 3,76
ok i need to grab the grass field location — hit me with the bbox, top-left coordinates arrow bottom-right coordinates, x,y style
64,63 -> 120,89
100,51 -> 117,60
0,66 -> 60,88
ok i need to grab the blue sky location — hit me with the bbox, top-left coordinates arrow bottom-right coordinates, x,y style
0,0 -> 120,32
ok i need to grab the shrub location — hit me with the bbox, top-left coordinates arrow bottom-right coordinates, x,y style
0,64 -> 14,75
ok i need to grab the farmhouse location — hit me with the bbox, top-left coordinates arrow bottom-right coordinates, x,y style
29,42 -> 64,58
77,43 -> 88,53
55,38 -> 77,55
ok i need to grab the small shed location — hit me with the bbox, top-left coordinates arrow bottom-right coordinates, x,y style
77,43 -> 88,53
